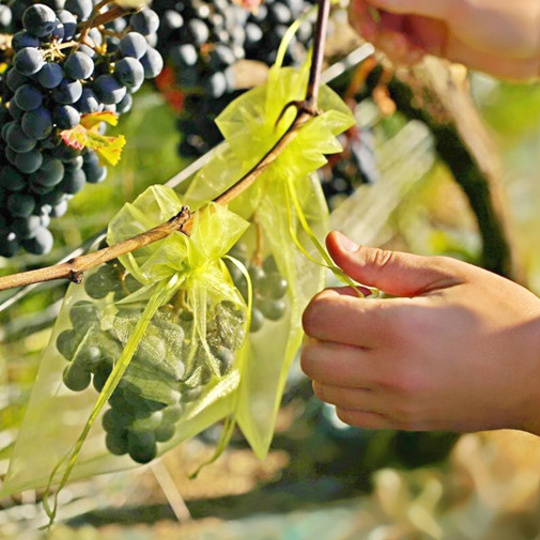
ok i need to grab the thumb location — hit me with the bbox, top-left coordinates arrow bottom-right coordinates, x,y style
327,231 -> 463,297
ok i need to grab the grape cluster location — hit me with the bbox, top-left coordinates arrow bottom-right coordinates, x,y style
225,244 -> 288,333
153,0 -> 314,158
320,127 -> 379,210
0,2 -> 164,257
56,258 -> 245,464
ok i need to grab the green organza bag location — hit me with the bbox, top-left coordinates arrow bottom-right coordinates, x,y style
2,186 -> 250,497
184,63 -> 355,458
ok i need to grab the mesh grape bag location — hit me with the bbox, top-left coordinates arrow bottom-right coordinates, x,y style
2,185 -> 250,497
184,62 -> 355,457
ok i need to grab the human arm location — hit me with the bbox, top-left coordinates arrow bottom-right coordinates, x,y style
301,232 -> 540,435
350,0 -> 540,79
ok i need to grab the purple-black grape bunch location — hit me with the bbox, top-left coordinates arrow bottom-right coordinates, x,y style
0,1 -> 164,257
152,0 -> 314,159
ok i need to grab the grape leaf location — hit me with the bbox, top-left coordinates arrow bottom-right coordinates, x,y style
59,111 -> 126,167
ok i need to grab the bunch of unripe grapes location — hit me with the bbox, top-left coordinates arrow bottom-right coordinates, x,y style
225,243 -> 288,333
0,2 -> 164,257
153,0 -> 314,158
56,258 -> 245,464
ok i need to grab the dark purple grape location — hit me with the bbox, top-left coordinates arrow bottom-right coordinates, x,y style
22,4 -> 57,38
14,47 -> 45,76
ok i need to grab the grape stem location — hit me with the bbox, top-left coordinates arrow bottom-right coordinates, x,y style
0,0 -> 331,293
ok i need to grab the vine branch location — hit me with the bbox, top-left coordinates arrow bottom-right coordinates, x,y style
0,0 -> 331,293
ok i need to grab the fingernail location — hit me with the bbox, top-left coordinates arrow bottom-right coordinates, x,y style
336,232 -> 358,252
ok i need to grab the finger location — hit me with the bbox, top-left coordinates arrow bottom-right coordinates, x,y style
326,231 -> 464,296
313,381 -> 382,409
302,288 -> 411,347
301,338 -> 382,388
368,0 -> 454,19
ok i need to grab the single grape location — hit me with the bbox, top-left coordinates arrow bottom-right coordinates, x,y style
14,148 -> 43,174
11,31 -> 39,52
92,361 -> 112,392
21,107 -> 53,140
93,75 -> 127,105
250,308 -> 264,333
76,88 -> 100,114
130,9 -> 160,36
170,44 -> 198,68
161,403 -> 184,425
105,430 -> 129,456
64,51 -> 95,80
75,344 -> 102,369
0,165 -> 26,191
69,300 -> 99,332
119,32 -> 148,59
22,4 -> 57,38
52,78 -> 83,105
57,9 -> 77,40
62,363 -> 91,392
155,423 -> 175,443
186,19 -> 209,45
7,193 -> 36,218
53,105 -> 80,130
116,93 -> 133,115
258,298 -> 286,321
84,264 -> 121,299
14,84 -> 43,111
127,431 -> 157,463
59,168 -> 86,194
22,226 -> 54,254
0,232 -> 20,258
114,57 -> 144,88
50,200 -> 68,218
65,0 -> 93,21
14,47 -> 45,76
5,123 -> 37,153
33,156 -> 64,187
6,68 -> 30,92
139,47 -> 163,80
258,274 -> 288,299
56,329 -> 78,360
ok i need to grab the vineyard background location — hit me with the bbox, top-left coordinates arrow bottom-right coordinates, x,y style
1,4 -> 540,538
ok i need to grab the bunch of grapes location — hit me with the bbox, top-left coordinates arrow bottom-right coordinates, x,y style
152,0 -> 314,158
56,257 -> 245,464
225,243 -> 288,333
0,2 -> 164,257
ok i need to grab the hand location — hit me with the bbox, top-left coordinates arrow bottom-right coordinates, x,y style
350,0 -> 540,79
301,232 -> 540,435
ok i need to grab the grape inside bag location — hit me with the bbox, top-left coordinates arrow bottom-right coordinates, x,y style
0,2 -> 164,257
